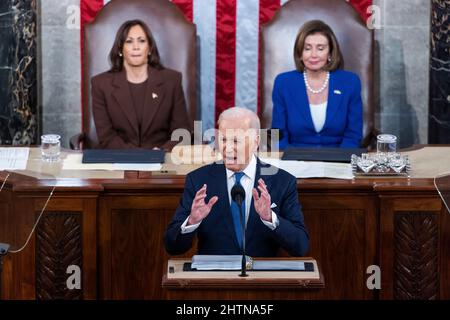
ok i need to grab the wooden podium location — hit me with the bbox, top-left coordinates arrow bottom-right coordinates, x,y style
162,258 -> 324,300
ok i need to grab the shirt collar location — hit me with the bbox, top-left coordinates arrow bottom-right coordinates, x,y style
226,154 -> 257,181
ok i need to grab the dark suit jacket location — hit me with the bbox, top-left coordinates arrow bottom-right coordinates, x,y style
164,158 -> 309,257
91,66 -> 192,150
272,69 -> 363,149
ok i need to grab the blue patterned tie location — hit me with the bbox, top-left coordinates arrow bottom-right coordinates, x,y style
230,172 -> 245,250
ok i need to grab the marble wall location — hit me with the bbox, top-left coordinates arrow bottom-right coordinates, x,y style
40,0 -> 81,148
373,0 -> 430,147
429,0 -> 450,143
38,0 -> 432,148
0,0 -> 38,145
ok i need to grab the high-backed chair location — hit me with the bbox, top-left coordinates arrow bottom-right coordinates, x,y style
71,0 -> 197,149
261,0 -> 376,147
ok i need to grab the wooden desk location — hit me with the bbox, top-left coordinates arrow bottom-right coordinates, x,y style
162,258 -> 324,299
1,146 -> 449,300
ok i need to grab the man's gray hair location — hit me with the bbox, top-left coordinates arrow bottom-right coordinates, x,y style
217,107 -> 261,130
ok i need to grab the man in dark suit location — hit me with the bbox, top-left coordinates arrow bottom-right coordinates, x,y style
165,107 -> 309,257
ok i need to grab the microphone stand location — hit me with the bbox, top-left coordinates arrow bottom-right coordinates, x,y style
231,184 -> 248,277
237,199 -> 248,278
0,243 -> 10,299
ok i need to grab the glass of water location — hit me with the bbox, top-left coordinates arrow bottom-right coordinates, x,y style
389,153 -> 406,173
377,134 -> 397,154
357,153 -> 375,173
41,134 -> 61,162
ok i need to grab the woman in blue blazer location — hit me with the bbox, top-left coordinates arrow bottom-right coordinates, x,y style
272,20 -> 363,149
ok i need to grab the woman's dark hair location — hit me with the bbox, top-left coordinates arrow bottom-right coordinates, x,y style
293,20 -> 344,72
109,19 -> 163,72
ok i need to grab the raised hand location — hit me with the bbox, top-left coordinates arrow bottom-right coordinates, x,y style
188,184 -> 218,225
252,178 -> 272,222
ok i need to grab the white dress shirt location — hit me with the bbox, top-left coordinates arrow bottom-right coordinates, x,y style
309,101 -> 328,133
181,154 -> 279,233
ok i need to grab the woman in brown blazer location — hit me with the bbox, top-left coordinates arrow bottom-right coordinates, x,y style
91,19 -> 191,150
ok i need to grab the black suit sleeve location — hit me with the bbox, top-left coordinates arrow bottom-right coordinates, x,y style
271,175 -> 309,256
164,173 -> 198,255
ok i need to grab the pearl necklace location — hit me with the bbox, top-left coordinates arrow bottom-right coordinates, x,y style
304,71 -> 330,94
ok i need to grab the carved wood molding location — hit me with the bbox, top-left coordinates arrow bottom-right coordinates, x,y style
394,212 -> 439,300
36,212 -> 82,300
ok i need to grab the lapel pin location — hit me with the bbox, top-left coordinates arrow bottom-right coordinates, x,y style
152,92 -> 158,99
334,90 -> 342,95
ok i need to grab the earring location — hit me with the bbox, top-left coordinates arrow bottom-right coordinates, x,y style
119,52 -> 123,57
328,57 -> 331,62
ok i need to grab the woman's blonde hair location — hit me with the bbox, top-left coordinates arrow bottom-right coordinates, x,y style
293,20 -> 344,72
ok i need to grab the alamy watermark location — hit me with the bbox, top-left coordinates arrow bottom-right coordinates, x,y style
366,265 -> 381,290
66,264 -> 81,290
169,121 -> 281,176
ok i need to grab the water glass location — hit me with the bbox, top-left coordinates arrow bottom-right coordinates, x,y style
389,153 -> 406,173
357,153 -> 375,173
41,134 -> 61,162
377,134 -> 397,154
374,152 -> 390,173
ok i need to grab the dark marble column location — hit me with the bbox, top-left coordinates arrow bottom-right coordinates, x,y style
0,0 -> 38,145
429,0 -> 450,143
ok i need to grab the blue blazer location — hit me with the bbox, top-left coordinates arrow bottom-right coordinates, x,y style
164,159 -> 309,257
271,69 -> 363,149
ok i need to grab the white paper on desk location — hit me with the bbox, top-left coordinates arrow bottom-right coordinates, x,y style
63,154 -> 114,170
0,159 -> 28,171
0,147 -> 29,170
0,147 -> 29,159
112,163 -> 162,171
260,157 -> 353,179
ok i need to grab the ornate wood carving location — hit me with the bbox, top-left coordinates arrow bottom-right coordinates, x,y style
394,212 -> 439,299
36,212 -> 82,300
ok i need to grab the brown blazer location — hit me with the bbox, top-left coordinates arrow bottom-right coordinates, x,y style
91,66 -> 192,150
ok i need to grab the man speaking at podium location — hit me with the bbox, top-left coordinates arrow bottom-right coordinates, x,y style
165,107 -> 309,257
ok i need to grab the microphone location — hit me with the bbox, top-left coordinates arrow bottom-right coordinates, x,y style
0,243 -> 9,256
231,184 -> 248,277
0,243 -> 10,299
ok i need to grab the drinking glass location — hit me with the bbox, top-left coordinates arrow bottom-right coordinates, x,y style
41,134 -> 61,162
389,153 -> 406,173
377,134 -> 397,154
357,153 -> 375,173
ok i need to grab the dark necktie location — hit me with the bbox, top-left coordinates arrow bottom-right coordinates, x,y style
230,172 -> 245,250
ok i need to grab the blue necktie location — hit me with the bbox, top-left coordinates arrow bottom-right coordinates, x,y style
230,172 -> 245,250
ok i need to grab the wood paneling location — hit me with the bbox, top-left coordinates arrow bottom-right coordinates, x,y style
1,189 -> 99,299
1,173 -> 449,300
302,194 -> 377,299
110,208 -> 171,299
98,195 -> 192,299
